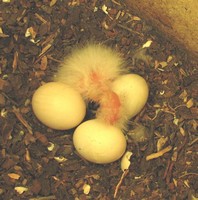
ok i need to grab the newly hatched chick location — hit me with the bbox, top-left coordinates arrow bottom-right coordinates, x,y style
54,43 -> 128,129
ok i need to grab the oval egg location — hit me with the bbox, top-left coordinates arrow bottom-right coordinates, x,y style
112,74 -> 149,118
73,119 -> 127,164
32,82 -> 86,130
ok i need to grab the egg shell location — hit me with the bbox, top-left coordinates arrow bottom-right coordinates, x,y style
121,151 -> 133,171
32,82 -> 86,130
112,74 -> 149,118
73,119 -> 127,164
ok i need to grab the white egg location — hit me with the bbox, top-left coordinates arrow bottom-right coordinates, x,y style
32,82 -> 86,130
73,119 -> 127,164
112,74 -> 149,119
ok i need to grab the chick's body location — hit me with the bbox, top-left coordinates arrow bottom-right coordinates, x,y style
55,44 -> 125,98
55,43 -> 126,127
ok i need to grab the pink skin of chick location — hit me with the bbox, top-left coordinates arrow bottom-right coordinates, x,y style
54,43 -> 127,129
88,71 -> 121,125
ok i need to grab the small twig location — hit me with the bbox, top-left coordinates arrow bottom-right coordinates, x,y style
12,51 -> 18,72
179,172 -> 198,178
29,195 -> 56,200
117,23 -> 144,37
165,161 -> 174,184
34,13 -> 47,24
47,55 -> 62,63
114,170 -> 129,198
163,159 -> 171,179
34,44 -> 52,64
12,106 -> 33,135
164,136 -> 188,184
146,145 -> 172,161
188,137 -> 198,146
38,44 -> 52,58
111,0 -> 121,6
2,92 -> 19,106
